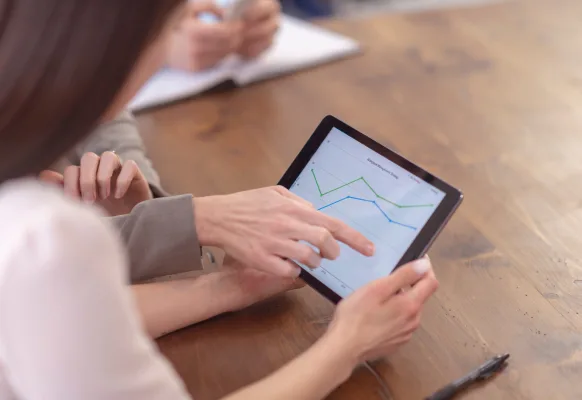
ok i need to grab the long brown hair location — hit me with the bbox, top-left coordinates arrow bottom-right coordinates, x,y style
0,0 -> 183,183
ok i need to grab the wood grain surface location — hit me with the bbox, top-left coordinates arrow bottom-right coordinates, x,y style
138,1 -> 582,398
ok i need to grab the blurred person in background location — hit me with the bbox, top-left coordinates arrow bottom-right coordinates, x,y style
41,0 -> 283,218
167,0 -> 281,71
37,0 -> 282,281
0,1 -> 439,399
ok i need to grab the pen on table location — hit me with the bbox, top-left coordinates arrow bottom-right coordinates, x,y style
425,353 -> 510,400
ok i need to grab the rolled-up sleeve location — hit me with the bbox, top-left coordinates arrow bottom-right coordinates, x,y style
110,194 -> 202,283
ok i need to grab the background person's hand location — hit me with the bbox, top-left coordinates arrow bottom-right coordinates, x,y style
166,1 -> 243,71
237,0 -> 280,59
39,151 -> 153,216
194,186 -> 375,277
326,257 -> 439,364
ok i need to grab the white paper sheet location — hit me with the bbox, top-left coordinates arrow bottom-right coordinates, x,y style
129,16 -> 361,111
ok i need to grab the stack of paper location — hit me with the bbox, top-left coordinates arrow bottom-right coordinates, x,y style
130,15 -> 361,111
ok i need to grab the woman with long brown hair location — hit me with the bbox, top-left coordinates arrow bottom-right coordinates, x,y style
0,1 -> 438,398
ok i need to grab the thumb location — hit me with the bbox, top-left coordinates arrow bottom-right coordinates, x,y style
187,1 -> 225,18
364,257 -> 432,302
39,170 -> 64,187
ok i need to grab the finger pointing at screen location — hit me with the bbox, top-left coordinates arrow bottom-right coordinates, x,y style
276,116 -> 461,302
192,186 -> 375,278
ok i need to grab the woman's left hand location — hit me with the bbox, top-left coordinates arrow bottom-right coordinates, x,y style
40,151 -> 153,216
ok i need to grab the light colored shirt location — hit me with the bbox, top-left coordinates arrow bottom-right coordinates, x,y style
0,180 -> 192,399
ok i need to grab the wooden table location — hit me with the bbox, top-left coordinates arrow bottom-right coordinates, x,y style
137,0 -> 582,398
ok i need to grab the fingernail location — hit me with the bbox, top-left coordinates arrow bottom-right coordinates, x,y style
412,258 -> 431,275
311,255 -> 322,268
367,243 -> 375,256
290,266 -> 301,278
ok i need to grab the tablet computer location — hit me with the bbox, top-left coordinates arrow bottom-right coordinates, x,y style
278,116 -> 463,303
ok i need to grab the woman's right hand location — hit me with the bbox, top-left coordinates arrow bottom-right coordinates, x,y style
220,258 -> 438,400
194,186 -> 375,277
326,257 -> 438,365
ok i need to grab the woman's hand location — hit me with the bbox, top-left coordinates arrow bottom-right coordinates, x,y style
133,262 -> 304,339
326,257 -> 439,365
237,0 -> 280,59
194,186 -> 375,277
219,257 -> 438,400
223,258 -> 305,311
39,151 -> 153,216
166,1 -> 242,71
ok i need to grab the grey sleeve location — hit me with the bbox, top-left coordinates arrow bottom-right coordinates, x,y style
71,110 -> 168,197
110,194 -> 202,283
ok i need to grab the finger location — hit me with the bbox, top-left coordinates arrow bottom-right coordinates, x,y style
184,44 -> 234,70
287,222 -> 340,260
115,160 -> 141,199
188,21 -> 241,49
298,208 -> 375,256
39,170 -> 64,187
408,270 -> 439,305
291,278 -> 306,290
190,54 -> 228,71
240,38 -> 273,59
63,166 -> 81,200
79,152 -> 100,203
382,332 -> 415,350
272,240 -> 322,269
252,269 -> 302,291
243,17 -> 279,42
96,151 -> 122,200
243,0 -> 280,23
365,258 -> 432,302
273,186 -> 313,208
187,1 -> 225,18
192,46 -> 236,65
263,256 -> 301,278
404,312 -> 422,333
326,217 -> 374,256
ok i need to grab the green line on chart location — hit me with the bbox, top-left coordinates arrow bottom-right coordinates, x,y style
310,169 -> 434,209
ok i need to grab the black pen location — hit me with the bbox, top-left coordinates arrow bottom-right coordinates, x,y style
425,354 -> 510,400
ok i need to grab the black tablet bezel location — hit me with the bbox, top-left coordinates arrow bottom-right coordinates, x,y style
278,115 -> 463,304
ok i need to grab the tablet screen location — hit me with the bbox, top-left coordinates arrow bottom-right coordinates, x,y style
289,127 -> 446,298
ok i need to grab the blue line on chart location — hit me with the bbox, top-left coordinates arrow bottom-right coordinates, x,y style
317,196 -> 418,230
